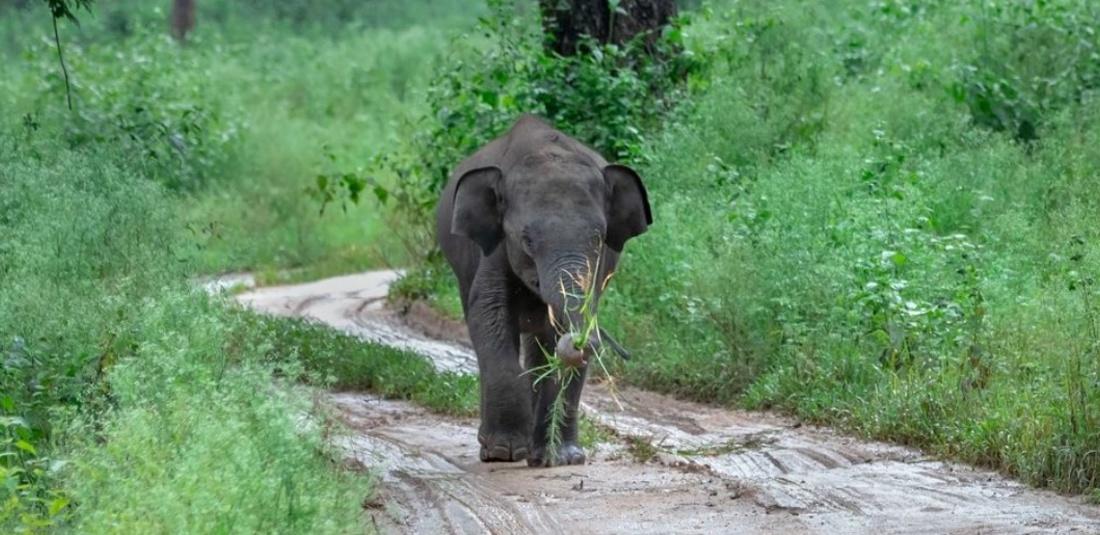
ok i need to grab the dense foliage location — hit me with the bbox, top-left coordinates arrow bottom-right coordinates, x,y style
319,0 -> 703,265
3,0 -> 479,278
2,0 -> 1100,531
0,141 -> 363,531
386,0 -> 1100,498
0,0 -> 480,531
597,0 -> 1100,496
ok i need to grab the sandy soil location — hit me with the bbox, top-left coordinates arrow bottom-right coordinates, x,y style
232,271 -> 1100,535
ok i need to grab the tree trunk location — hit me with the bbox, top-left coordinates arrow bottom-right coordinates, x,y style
538,0 -> 677,56
170,0 -> 195,43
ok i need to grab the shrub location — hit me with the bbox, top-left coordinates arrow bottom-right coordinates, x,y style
0,140 -> 398,531
24,29 -> 238,191
316,0 -> 705,258
0,140 -> 184,530
951,0 -> 1100,141
598,0 -> 1100,495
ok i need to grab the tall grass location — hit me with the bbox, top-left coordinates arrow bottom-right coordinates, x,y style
2,0 -> 483,280
371,0 -> 1098,494
4,1 -> 1099,528
0,1 -> 485,530
58,296 -> 371,534
183,21 -> 458,280
599,0 -> 1100,495
0,142 -> 356,531
0,134 -> 480,531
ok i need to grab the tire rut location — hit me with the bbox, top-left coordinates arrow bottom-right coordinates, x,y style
231,271 -> 1100,535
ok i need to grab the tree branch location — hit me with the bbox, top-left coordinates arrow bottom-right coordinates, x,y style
51,10 -> 73,111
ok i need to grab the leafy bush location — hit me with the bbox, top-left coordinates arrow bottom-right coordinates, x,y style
0,140 -> 378,530
317,0 -> 705,257
17,28 -> 239,191
0,119 -> 486,528
951,0 -> 1100,140
3,0 -> 476,276
0,1 -> 478,530
594,0 -> 1100,495
0,141 -> 178,529
60,295 -> 371,535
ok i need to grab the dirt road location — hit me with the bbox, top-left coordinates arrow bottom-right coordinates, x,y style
233,271 -> 1100,534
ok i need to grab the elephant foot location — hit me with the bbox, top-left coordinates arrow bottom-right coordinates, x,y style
527,442 -> 586,467
478,432 -> 529,462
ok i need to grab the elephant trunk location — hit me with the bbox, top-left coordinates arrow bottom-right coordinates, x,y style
539,253 -> 603,368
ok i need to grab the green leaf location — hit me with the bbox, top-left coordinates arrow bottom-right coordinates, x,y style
342,174 -> 365,203
478,90 -> 499,106
15,439 -> 36,456
373,185 -> 389,204
48,497 -> 70,516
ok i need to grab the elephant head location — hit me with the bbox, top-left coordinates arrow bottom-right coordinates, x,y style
450,158 -> 651,360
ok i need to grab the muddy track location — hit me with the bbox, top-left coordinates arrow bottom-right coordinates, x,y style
233,271 -> 1100,534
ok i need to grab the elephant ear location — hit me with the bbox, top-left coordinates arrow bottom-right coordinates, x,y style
451,166 -> 504,255
603,164 -> 653,252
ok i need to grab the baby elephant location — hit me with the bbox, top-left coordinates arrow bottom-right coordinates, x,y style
436,114 -> 652,466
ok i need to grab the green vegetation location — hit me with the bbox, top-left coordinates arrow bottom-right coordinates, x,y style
0,140 -> 477,532
248,314 -> 478,415
1,0 -> 482,531
2,0 -> 480,279
383,0 -> 1100,496
4,0 -> 1100,530
319,0 -> 702,264
597,0 -> 1100,495
0,144 -> 353,531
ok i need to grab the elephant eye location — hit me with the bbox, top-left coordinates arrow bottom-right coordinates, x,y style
522,235 -> 535,252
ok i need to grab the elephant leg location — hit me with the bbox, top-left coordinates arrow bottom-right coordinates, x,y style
526,328 -> 588,467
467,272 -> 531,462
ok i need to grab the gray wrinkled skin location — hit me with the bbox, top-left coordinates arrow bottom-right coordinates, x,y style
435,114 -> 652,467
